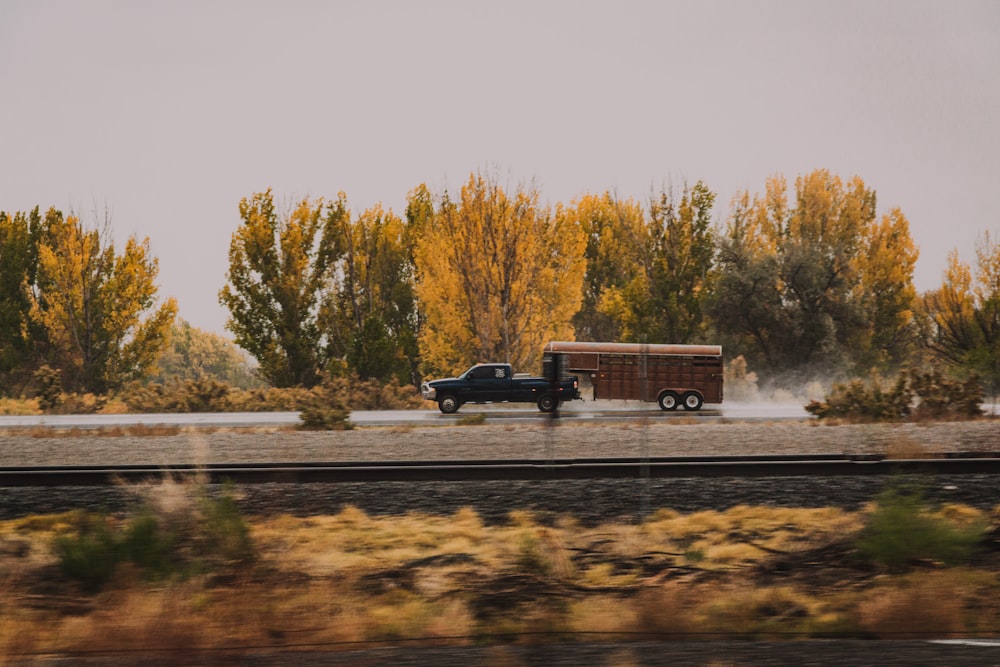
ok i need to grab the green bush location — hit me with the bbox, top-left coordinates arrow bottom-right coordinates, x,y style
806,373 -> 912,421
120,511 -> 178,578
855,484 -> 985,571
196,492 -> 254,563
54,486 -> 254,591
298,404 -> 353,430
53,513 -> 120,592
32,365 -> 63,412
909,369 -> 984,419
514,533 -> 553,577
806,368 -> 984,422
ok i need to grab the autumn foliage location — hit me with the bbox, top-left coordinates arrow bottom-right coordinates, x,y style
413,172 -> 586,375
0,208 -> 176,395
2,167 -> 998,403
710,171 -> 920,378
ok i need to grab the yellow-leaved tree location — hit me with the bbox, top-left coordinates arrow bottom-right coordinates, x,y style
709,169 -> 919,377
921,233 -> 1000,392
568,192 -> 646,342
851,208 -> 920,370
413,171 -> 586,375
29,213 -> 177,394
596,182 -> 716,343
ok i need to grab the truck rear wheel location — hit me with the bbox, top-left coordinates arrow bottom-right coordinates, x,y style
657,391 -> 680,411
438,395 -> 460,414
682,392 -> 704,411
537,394 -> 559,412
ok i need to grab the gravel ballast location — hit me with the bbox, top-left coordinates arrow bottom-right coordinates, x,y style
1,420 -> 998,523
1,420 -> 998,466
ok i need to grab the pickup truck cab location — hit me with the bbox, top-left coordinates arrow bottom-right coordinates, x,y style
421,363 -> 581,414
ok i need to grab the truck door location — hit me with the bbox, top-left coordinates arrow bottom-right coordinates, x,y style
469,364 -> 508,402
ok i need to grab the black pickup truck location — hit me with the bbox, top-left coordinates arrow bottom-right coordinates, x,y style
420,362 -> 580,414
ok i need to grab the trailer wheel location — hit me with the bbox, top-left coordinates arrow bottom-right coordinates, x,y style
657,391 -> 680,411
537,394 -> 559,413
438,395 -> 460,414
682,392 -> 704,411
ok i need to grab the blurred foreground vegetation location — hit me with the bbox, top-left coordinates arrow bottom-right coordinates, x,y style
4,476 -> 1000,656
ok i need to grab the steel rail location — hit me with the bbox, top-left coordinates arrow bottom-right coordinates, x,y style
2,454 -> 1000,486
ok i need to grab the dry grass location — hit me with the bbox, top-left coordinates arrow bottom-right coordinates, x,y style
882,434 -> 935,460
3,499 -> 1000,661
0,398 -> 40,416
855,571 -> 975,638
7,424 -> 304,439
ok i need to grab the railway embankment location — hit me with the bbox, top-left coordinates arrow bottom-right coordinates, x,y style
0,420 -> 997,523
0,420 -> 997,467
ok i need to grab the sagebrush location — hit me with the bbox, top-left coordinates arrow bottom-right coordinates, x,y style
806,368 -> 984,421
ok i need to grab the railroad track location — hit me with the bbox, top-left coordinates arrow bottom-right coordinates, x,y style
4,453 -> 1000,486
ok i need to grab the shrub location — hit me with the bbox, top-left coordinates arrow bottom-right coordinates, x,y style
805,373 -> 912,421
32,365 -> 63,411
908,369 -> 984,420
514,533 -> 553,577
54,484 -> 254,591
53,513 -> 120,592
119,511 -> 178,578
298,403 -> 353,431
196,491 -> 254,564
806,368 -> 984,422
118,372 -> 425,414
855,484 -> 985,571
456,413 -> 486,426
856,572 -> 967,638
0,396 -> 41,415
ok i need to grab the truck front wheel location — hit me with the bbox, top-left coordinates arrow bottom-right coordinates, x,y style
438,395 -> 460,414
537,394 -> 559,412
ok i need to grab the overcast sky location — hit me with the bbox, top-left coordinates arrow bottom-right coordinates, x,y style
2,0 -> 998,336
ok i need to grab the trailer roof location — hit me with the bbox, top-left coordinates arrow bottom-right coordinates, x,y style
544,341 -> 722,357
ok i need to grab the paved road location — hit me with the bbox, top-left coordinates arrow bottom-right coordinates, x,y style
0,401 -> 813,429
0,401 -> 994,429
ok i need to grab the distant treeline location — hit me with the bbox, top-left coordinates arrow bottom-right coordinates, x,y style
2,168 -> 997,402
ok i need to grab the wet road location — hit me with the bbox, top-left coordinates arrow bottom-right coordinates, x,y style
0,401 -> 813,429
0,401 -> 994,430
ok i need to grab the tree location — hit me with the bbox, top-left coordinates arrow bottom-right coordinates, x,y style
321,197 -> 419,384
851,208 -> 920,371
219,190 -> 337,388
921,233 -> 1000,394
707,188 -> 786,370
650,182 -> 716,342
568,192 -> 645,342
593,182 -> 716,343
971,234 -> 1000,393
29,212 -> 176,394
0,207 -> 54,391
413,171 -> 587,375
150,319 -> 259,389
708,170 -> 918,379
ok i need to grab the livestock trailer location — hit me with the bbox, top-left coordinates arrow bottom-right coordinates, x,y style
542,341 -> 723,410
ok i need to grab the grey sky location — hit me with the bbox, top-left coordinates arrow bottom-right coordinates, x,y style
2,0 -> 998,336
